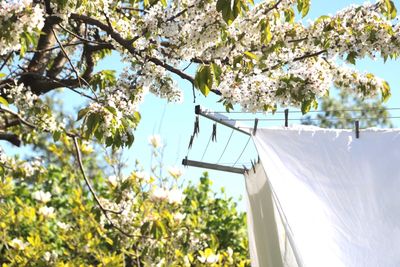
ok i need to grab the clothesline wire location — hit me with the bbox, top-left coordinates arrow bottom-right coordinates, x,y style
220,116 -> 400,122
213,107 -> 400,114
219,161 -> 253,165
232,137 -> 251,167
200,135 -> 212,161
216,129 -> 234,164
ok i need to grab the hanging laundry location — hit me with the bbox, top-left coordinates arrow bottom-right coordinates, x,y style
246,125 -> 400,267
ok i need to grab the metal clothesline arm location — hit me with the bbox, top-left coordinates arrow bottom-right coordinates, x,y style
195,105 -> 251,136
182,157 -> 246,174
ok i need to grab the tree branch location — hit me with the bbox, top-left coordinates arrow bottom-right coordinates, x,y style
0,133 -> 21,147
72,137 -> 123,215
262,49 -> 327,72
27,16 -> 62,73
70,13 -> 195,85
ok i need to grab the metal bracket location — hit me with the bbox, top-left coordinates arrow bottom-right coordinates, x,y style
195,105 -> 251,136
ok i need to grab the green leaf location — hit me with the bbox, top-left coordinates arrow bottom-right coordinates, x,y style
53,131 -> 62,142
0,96 -> 9,107
346,52 -> 357,65
160,0 -> 167,7
301,0 -> 310,17
384,0 -> 397,19
217,0 -> 238,25
297,0 -> 303,13
151,220 -> 167,239
77,108 -> 89,121
315,15 -> 330,24
284,8 -> 295,23
381,81 -> 391,102
211,63 -> 222,86
244,51 -> 259,61
85,113 -> 101,138
260,19 -> 272,44
0,73 -> 6,78
301,98 -> 316,114
194,65 -> 213,97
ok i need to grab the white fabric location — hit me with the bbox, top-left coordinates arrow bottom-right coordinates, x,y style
247,126 -> 400,267
245,164 -> 284,267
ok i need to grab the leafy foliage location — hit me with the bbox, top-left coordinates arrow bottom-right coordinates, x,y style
301,88 -> 393,128
0,136 -> 250,266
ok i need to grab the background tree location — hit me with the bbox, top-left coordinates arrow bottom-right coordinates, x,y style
301,88 -> 393,128
0,131 -> 249,266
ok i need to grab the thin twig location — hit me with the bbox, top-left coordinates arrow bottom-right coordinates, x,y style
118,7 -> 149,14
0,53 -> 13,73
72,137 -> 169,240
58,24 -> 110,46
26,41 -> 85,53
72,137 -> 123,215
51,28 -> 99,100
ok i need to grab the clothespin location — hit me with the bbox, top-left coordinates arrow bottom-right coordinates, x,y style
243,165 -> 249,174
355,120 -> 360,139
188,135 -> 194,149
257,156 -> 260,164
251,159 -> 256,173
253,118 -> 259,136
193,116 -> 200,136
284,109 -> 289,127
212,123 -> 217,142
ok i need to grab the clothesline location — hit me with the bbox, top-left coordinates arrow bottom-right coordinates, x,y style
214,107 -> 400,114
219,116 -> 400,122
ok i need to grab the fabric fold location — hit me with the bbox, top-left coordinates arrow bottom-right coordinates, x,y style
246,126 -> 400,267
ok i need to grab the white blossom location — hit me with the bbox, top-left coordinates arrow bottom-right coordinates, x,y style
198,253 -> 219,264
56,221 -> 70,230
151,187 -> 168,201
43,250 -> 58,262
173,212 -> 186,223
32,190 -> 51,203
148,135 -> 162,148
38,206 -> 55,218
108,175 -> 118,187
167,188 -> 185,205
9,238 -> 28,250
168,166 -> 183,179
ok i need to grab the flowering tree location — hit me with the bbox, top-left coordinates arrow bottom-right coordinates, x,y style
0,0 -> 399,264
0,0 -> 398,148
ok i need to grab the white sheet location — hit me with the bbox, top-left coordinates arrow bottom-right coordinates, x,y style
249,126 -> 400,267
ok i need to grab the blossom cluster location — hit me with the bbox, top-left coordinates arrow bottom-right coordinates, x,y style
1,82 -> 65,132
0,0 -> 44,55
0,0 -> 398,153
83,0 -> 398,113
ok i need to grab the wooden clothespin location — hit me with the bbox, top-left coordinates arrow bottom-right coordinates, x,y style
251,159 -> 256,173
193,116 -> 200,136
188,135 -> 194,149
284,109 -> 289,127
212,123 -> 217,142
243,165 -> 249,174
253,118 -> 259,136
257,156 -> 260,164
355,120 -> 360,139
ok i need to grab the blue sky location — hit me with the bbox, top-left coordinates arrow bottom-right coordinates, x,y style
4,0 -> 400,211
